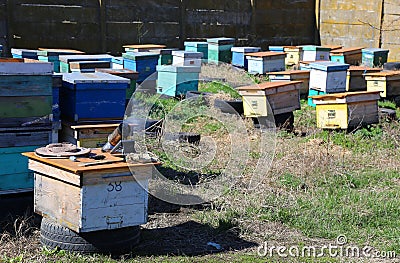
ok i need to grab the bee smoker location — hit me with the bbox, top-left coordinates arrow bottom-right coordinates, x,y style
101,123 -> 135,154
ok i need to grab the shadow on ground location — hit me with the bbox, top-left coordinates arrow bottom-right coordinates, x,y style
132,220 -> 258,256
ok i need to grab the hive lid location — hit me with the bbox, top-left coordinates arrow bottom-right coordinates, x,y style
362,48 -> 390,54
330,47 -> 364,55
11,48 -> 39,56
62,72 -> 131,84
309,61 -> 350,72
310,91 -> 381,104
207,37 -> 235,45
95,68 -> 139,78
364,70 -> 400,77
231,46 -> 261,53
245,51 -> 286,57
59,54 -> 113,63
268,46 -> 284,51
267,70 -> 310,75
172,50 -> 203,58
122,52 -> 160,60
301,45 -> 330,51
123,44 -> 166,49
347,66 -> 382,72
237,81 -> 303,91
37,48 -> 84,56
0,58 -> 53,75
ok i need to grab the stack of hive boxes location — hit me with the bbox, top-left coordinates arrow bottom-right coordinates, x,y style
37,49 -> 84,73
0,58 -> 54,194
58,72 -> 130,148
156,51 -> 202,97
308,61 -> 381,129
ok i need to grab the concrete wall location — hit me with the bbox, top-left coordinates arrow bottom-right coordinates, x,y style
319,0 -> 400,62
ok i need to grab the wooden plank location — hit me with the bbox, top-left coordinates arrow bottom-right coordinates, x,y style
29,159 -> 81,186
34,173 -> 81,232
0,130 -> 52,147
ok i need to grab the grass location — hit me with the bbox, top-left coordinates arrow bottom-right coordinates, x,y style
198,81 -> 241,99
2,96 -> 400,262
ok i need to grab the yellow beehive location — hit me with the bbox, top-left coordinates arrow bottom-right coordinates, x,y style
365,71 -> 400,98
237,81 -> 302,117
310,91 -> 380,129
346,66 -> 382,92
59,122 -> 119,148
284,46 -> 303,66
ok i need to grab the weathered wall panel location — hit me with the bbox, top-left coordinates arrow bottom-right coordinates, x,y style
320,0 -> 400,62
9,0 -> 102,53
254,0 -> 316,49
319,0 -> 382,49
381,1 -> 400,61
3,0 -> 317,55
0,0 -> 7,54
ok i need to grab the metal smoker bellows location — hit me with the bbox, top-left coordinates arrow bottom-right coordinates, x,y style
101,123 -> 135,154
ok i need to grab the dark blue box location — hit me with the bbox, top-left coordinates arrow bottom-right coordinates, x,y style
60,72 -> 129,122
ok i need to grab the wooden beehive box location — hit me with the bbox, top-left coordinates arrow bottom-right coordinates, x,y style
123,44 -> 166,52
156,65 -> 201,97
0,58 -> 53,128
24,149 -> 155,233
246,52 -> 286,75
308,88 -> 328,107
330,47 -> 364,65
267,70 -> 310,96
237,81 -> 302,117
184,42 -> 208,60
122,52 -> 160,83
301,45 -> 330,61
150,48 -> 178,65
284,46 -> 303,66
11,48 -> 39,59
0,126 -> 53,195
362,48 -> 389,67
59,54 -> 113,73
37,49 -> 84,72
365,71 -> 400,98
311,91 -> 380,129
172,51 -> 203,67
322,45 -> 343,51
231,47 -> 261,69
309,61 -> 350,93
59,122 -> 119,148
60,72 -> 129,122
346,66 -> 382,92
95,68 -> 139,102
207,37 -> 235,64
69,60 -> 111,73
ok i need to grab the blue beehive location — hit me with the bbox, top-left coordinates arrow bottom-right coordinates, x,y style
184,42 -> 208,60
231,47 -> 261,69
11,48 -> 39,59
307,88 -> 328,107
60,72 -> 129,122
362,48 -> 389,67
156,65 -> 201,97
122,52 -> 160,83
